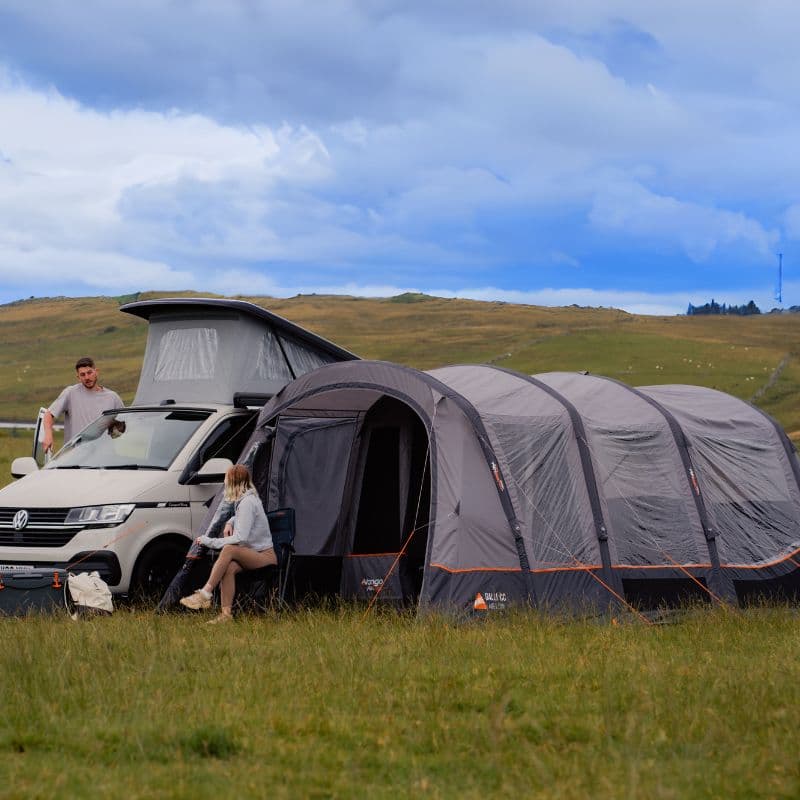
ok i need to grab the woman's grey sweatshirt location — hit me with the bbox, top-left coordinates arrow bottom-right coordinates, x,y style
198,489 -> 273,552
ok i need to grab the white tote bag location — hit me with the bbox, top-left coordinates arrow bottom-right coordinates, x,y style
67,571 -> 114,616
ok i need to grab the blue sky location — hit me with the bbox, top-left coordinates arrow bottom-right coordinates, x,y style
1,1 -> 798,314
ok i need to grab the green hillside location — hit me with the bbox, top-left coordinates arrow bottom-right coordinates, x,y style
2,291 -> 800,482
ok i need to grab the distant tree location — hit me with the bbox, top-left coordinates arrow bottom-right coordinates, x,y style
686,299 -> 761,316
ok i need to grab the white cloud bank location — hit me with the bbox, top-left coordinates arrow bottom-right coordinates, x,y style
1,2 -> 798,310
0,75 -> 333,295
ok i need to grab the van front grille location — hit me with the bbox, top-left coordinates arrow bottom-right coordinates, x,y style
0,529 -> 78,547
0,508 -> 79,547
0,508 -> 72,527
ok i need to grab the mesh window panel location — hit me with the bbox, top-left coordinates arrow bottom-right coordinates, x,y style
487,414 -> 600,570
251,330 -> 293,382
154,328 -> 218,381
279,334 -> 337,377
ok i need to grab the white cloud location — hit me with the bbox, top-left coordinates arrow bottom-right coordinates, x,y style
2,5 -> 800,306
0,75 -> 334,292
590,180 -> 777,261
0,246 -> 193,293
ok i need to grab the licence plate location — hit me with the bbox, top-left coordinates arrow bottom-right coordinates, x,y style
0,564 -> 35,571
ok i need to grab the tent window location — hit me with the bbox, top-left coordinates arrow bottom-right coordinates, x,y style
279,334 -> 336,377
250,330 -> 294,382
154,328 -> 218,381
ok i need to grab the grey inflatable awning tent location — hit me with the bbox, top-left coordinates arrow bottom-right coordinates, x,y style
120,298 -> 358,406
214,360 -> 800,614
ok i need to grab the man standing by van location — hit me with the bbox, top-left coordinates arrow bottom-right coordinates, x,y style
42,357 -> 124,452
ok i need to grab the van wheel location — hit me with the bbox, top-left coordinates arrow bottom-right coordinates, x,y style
130,537 -> 190,604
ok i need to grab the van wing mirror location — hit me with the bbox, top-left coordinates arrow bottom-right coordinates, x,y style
192,457 -> 233,484
11,457 -> 39,478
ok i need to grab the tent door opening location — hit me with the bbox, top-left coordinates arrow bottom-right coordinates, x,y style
341,397 -> 430,605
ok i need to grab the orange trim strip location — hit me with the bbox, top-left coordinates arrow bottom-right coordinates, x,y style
723,544 -> 800,570
430,562 -> 712,575
429,563 -> 522,574
612,562 -> 712,570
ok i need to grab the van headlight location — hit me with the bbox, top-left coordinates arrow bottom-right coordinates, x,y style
65,504 -> 136,526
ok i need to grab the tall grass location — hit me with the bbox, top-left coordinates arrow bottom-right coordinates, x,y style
0,605 -> 798,798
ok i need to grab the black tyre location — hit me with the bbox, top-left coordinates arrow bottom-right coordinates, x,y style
130,537 -> 191,604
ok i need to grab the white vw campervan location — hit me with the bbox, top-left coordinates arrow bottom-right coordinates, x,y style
0,298 -> 356,599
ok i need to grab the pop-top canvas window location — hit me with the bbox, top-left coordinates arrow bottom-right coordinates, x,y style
280,334 -> 336,377
154,328 -> 218,381
250,330 -> 294,381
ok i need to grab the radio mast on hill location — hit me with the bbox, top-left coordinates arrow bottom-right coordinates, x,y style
776,252 -> 783,305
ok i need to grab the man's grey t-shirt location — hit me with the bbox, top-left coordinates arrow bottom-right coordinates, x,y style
49,384 -> 124,441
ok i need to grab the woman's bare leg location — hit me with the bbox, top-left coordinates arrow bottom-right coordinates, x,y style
204,546 -> 236,591
203,545 -> 278,593
219,561 -> 242,615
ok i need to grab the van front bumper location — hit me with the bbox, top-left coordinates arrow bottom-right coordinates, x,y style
0,551 -> 122,587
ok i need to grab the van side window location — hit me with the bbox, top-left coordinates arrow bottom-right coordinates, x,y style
181,414 -> 256,483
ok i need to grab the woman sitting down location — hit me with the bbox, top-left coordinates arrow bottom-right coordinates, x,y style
181,464 -> 275,623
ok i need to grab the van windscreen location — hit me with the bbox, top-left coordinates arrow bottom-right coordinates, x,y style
47,409 -> 211,470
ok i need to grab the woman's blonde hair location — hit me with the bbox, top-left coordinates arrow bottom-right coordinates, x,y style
223,464 -> 255,502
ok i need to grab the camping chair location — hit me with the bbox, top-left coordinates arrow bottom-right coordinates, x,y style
234,507 -> 296,612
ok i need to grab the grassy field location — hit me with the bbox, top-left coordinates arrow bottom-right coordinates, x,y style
0,605 -> 798,799
2,293 -> 800,797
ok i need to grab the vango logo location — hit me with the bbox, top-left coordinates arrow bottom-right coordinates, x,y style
361,577 -> 384,594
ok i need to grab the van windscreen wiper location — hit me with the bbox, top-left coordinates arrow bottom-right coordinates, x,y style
99,464 -> 168,470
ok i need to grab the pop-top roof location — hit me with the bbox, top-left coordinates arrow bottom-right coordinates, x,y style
121,297 -> 358,406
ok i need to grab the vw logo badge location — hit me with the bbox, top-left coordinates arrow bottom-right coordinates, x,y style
12,510 -> 29,531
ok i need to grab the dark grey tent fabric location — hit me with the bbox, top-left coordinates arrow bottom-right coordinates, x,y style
214,361 -> 800,613
268,416 -> 361,555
